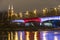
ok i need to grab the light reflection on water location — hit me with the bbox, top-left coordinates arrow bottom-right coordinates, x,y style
7,31 -> 60,40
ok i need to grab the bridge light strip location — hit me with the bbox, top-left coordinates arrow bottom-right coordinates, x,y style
41,16 -> 60,22
12,20 -> 24,22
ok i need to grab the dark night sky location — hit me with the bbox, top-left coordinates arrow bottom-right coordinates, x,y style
0,0 -> 60,12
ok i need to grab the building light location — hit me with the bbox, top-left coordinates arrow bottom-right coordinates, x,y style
34,9 -> 37,15
26,11 -> 29,15
19,12 -> 22,18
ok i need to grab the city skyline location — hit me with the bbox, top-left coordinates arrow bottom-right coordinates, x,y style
0,0 -> 60,12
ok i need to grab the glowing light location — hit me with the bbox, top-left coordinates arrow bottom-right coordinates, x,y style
20,32 -> 23,40
54,32 -> 58,34
11,32 -> 13,40
42,8 -> 48,16
14,13 -> 18,17
15,31 -> 18,40
8,5 -> 11,17
54,8 -> 57,11
54,36 -> 58,40
26,11 -> 29,15
26,31 -> 30,40
58,5 -> 60,8
42,9 -> 46,15
54,32 -> 58,40
41,16 -> 60,22
34,9 -> 37,15
34,31 -> 38,40
43,31 -> 47,40
43,9 -> 46,13
12,20 -> 24,22
8,32 -> 10,40
11,5 -> 14,16
19,12 -> 23,18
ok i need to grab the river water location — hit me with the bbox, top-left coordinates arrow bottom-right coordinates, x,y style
0,31 -> 60,40
6,31 -> 60,40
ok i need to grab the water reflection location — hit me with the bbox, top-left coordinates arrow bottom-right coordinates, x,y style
40,31 -> 60,40
6,31 -> 60,40
34,31 -> 38,40
8,32 -> 10,40
26,31 -> 30,40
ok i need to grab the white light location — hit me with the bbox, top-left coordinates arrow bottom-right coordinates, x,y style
12,20 -> 24,22
44,23 -> 52,26
40,16 -> 60,22
20,32 -> 23,40
54,36 -> 58,40
43,31 -> 47,40
54,32 -> 58,40
54,32 -> 58,34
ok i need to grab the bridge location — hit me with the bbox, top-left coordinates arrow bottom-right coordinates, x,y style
0,16 -> 60,31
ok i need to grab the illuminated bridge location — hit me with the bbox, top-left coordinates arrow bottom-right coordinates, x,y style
11,16 -> 60,29
0,16 -> 60,40
0,16 -> 60,31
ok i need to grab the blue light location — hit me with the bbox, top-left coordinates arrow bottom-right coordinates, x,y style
40,16 -> 60,22
12,20 -> 24,23
40,31 -> 60,40
18,31 -> 25,40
